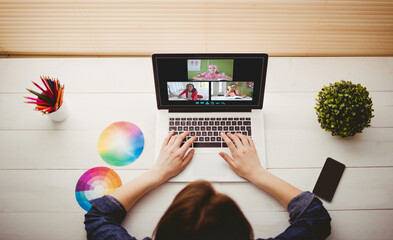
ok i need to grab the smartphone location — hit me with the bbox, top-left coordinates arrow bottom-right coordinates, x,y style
312,157 -> 346,201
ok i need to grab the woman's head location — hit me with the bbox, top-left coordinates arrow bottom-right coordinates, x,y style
153,181 -> 253,240
208,64 -> 219,75
186,83 -> 196,92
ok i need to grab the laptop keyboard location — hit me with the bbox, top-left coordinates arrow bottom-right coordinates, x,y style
169,117 -> 252,148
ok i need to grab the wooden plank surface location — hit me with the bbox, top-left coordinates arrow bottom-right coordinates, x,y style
1,168 -> 392,213
0,93 -> 391,169
266,128 -> 393,168
0,92 -> 391,131
0,93 -> 157,130
0,57 -> 392,240
0,127 -> 392,170
0,57 -> 392,93
0,58 -> 156,93
263,92 -> 393,129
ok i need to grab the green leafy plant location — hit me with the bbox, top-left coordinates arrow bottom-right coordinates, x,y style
315,80 -> 374,137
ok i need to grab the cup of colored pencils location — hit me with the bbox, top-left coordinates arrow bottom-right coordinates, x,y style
25,76 -> 69,122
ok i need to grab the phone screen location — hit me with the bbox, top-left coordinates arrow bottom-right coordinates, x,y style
312,157 -> 345,201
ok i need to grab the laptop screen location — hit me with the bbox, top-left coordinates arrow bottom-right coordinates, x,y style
152,53 -> 268,110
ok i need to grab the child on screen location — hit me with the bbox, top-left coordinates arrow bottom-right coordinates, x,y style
192,63 -> 232,80
178,83 -> 198,101
225,84 -> 247,98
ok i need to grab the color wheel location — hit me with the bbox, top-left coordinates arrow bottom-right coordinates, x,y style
75,167 -> 122,211
98,121 -> 144,166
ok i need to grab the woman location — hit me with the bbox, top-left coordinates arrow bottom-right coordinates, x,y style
85,131 -> 331,240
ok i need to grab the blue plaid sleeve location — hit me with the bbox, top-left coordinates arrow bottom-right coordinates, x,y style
84,195 -> 152,240
258,191 -> 331,240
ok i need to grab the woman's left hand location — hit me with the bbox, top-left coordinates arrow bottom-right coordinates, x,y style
151,131 -> 196,182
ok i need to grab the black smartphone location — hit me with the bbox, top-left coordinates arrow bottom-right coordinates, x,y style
312,157 -> 346,201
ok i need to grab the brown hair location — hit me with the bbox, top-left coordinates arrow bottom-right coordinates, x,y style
153,181 -> 254,240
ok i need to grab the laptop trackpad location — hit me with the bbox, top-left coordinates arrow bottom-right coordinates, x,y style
193,151 -> 229,177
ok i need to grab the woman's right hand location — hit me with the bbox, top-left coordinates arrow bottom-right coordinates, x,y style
151,131 -> 196,182
219,132 -> 266,181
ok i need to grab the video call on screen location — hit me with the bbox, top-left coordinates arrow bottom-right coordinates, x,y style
157,57 -> 264,106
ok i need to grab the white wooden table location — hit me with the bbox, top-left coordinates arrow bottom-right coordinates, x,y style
0,57 -> 392,240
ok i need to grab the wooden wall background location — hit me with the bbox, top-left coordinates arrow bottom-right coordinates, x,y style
0,0 -> 392,57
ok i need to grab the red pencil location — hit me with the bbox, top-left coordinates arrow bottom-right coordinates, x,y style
24,96 -> 43,101
42,106 -> 54,113
25,101 -> 51,105
40,76 -> 54,100
24,97 -> 51,107
32,81 -> 46,94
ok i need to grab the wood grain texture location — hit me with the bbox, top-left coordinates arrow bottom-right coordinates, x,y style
0,92 -> 391,130
266,128 -> 393,168
1,168 -> 392,213
263,92 -> 393,129
0,58 -> 155,93
0,1 -> 393,56
0,57 -> 392,239
0,57 -> 392,93
0,127 -> 392,169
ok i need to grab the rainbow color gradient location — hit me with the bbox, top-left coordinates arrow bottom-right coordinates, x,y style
75,167 -> 122,211
98,121 -> 144,166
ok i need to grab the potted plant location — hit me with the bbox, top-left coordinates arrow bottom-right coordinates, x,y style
315,80 -> 374,137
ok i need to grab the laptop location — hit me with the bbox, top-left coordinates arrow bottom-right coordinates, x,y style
152,53 -> 268,182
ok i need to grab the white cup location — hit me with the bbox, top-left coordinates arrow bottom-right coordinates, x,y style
47,102 -> 69,122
